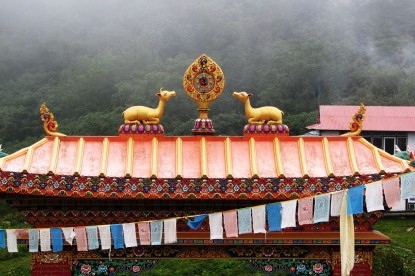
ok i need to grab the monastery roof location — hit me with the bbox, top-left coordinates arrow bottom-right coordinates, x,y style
307,105 -> 415,131
0,134 -> 409,179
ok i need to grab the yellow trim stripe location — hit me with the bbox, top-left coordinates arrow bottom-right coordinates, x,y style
74,138 -> 85,176
150,137 -> 158,178
378,149 -> 411,172
200,137 -> 208,178
322,138 -> 335,177
1,138 -> 48,172
23,138 -> 49,172
99,138 -> 109,177
23,146 -> 34,173
358,137 -> 387,174
48,137 -> 60,175
346,137 -> 359,176
125,137 -> 134,177
273,137 -> 285,178
175,138 -> 183,178
224,138 -> 233,178
249,138 -> 259,178
298,138 -> 309,178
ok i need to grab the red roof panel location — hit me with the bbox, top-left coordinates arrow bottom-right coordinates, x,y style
307,105 -> 415,131
0,135 -> 410,179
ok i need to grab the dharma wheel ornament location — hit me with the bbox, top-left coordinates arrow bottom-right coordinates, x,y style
183,54 -> 225,135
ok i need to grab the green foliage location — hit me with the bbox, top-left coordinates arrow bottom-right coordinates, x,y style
284,112 -> 318,136
0,201 -> 29,229
0,252 -> 30,276
373,247 -> 415,276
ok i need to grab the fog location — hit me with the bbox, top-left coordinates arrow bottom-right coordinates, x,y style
1,0 -> 415,151
1,0 -> 413,67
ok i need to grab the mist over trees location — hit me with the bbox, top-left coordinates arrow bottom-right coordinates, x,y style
1,0 -> 414,153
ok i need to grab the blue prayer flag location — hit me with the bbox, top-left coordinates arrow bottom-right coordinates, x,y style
51,228 -> 63,252
187,215 -> 207,230
0,229 -> 5,249
347,186 -> 365,215
110,224 -> 124,249
267,203 -> 282,232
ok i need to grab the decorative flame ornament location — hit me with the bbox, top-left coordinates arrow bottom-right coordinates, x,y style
40,103 -> 66,137
341,103 -> 366,137
183,54 -> 225,134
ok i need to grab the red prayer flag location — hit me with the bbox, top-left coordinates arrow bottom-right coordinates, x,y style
382,176 -> 401,208
74,227 -> 88,251
298,198 -> 313,225
223,211 -> 238,238
138,222 -> 151,245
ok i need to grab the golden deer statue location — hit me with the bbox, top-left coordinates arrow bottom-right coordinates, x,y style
233,92 -> 284,125
122,89 -> 176,125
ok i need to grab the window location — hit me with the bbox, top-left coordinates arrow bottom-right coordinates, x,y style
384,137 -> 395,154
397,137 -> 407,151
373,137 -> 383,149
361,132 -> 407,155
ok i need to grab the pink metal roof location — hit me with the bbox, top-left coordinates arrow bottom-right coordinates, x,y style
307,105 -> 415,131
0,134 -> 410,179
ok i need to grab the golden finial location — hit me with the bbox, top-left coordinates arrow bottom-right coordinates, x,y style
341,103 -> 366,137
183,54 -> 225,134
40,103 -> 66,137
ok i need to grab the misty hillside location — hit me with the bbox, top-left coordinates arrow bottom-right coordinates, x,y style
0,0 -> 414,152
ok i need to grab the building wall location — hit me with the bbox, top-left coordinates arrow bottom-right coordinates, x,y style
408,132 -> 415,152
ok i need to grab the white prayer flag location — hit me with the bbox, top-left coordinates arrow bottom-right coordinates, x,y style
281,200 -> 297,229
314,194 -> 330,223
39,229 -> 51,252
98,225 -> 111,250
401,172 -> 415,200
391,198 -> 407,211
164,219 -> 177,244
6,229 -> 18,253
252,205 -> 266,234
28,229 -> 39,252
122,223 -> 138,248
61,227 -> 75,245
150,221 -> 163,245
237,208 -> 252,234
365,181 -> 385,212
331,190 -> 345,217
86,226 -> 99,250
209,213 -> 223,239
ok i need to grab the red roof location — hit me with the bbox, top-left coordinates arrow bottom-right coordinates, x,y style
307,105 -> 415,131
0,134 -> 409,179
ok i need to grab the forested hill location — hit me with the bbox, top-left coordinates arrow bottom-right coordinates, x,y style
1,0 -> 414,153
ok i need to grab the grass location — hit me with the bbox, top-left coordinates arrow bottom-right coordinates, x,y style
0,247 -> 31,275
374,216 -> 415,253
373,216 -> 415,276
0,217 -> 413,275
